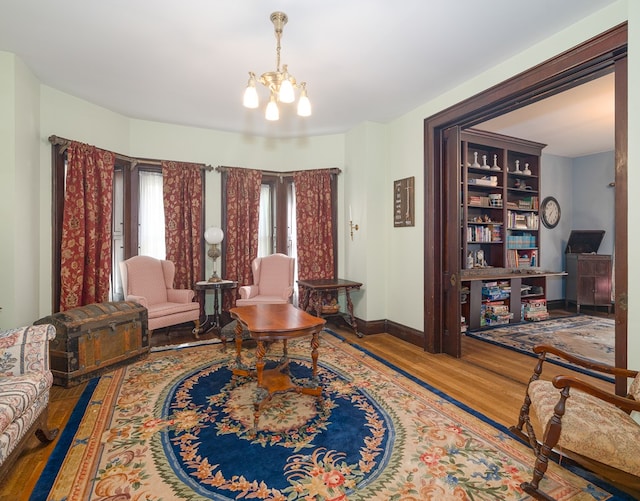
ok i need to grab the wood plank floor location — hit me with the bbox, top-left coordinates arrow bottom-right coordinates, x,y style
0,316 -> 614,500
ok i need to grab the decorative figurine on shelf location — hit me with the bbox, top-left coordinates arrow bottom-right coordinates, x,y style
471,151 -> 480,168
483,214 -> 491,222
514,160 -> 521,173
467,252 -> 474,269
475,249 -> 487,268
481,154 -> 490,169
523,163 -> 532,175
491,154 -> 501,171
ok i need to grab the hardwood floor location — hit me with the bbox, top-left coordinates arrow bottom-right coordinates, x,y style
0,316 -> 614,500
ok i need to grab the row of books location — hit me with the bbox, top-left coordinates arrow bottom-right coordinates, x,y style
467,225 -> 501,243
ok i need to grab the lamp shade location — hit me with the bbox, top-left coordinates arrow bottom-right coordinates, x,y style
204,227 -> 224,245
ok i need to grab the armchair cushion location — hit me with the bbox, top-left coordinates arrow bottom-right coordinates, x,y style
529,379 -> 640,476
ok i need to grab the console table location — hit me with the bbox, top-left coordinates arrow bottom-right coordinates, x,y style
194,280 -> 237,335
229,303 -> 326,431
297,278 -> 363,337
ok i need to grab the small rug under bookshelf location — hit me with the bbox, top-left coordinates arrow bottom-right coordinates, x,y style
465,314 -> 615,381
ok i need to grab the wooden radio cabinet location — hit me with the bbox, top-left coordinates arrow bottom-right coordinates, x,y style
565,253 -> 612,313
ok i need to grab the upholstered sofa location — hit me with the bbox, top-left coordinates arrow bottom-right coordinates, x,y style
0,324 -> 58,482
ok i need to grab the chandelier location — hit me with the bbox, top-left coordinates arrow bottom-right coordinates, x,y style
242,11 -> 311,121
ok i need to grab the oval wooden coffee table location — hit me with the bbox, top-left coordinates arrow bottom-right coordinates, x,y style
229,303 -> 326,431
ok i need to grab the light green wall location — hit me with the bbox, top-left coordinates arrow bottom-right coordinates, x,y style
2,0 -> 638,369
0,53 -> 42,327
0,53 -> 17,326
344,121 -> 388,322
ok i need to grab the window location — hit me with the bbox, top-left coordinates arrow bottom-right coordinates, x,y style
260,175 -> 296,257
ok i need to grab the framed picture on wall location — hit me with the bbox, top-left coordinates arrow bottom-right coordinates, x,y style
394,176 -> 415,227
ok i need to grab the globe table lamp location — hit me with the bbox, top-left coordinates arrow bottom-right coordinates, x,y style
204,227 -> 224,282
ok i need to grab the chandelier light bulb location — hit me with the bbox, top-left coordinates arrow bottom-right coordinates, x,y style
297,84 -> 311,117
243,73 -> 259,109
265,94 -> 280,121
279,65 -> 295,103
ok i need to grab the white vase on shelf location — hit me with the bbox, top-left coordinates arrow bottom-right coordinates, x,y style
491,154 -> 501,171
481,154 -> 490,169
514,160 -> 521,173
523,163 -> 532,175
471,151 -> 480,168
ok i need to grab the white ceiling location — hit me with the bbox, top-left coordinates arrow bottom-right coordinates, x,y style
478,73 -> 615,158
0,0 -> 617,154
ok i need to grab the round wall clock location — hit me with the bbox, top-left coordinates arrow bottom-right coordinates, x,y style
541,196 -> 561,229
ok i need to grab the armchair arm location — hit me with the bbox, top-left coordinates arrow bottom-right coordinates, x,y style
125,295 -> 149,309
282,285 -> 294,300
167,288 -> 195,303
0,324 -> 56,376
553,375 -> 640,414
533,344 -> 639,379
238,285 -> 259,299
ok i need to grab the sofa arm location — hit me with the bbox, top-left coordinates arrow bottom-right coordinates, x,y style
0,324 -> 56,376
126,295 -> 149,309
238,285 -> 259,299
282,286 -> 294,300
167,289 -> 195,303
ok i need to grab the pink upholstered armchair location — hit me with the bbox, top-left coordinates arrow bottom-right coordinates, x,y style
120,256 -> 200,336
236,253 -> 295,306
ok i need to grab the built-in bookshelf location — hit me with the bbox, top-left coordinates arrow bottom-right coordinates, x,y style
460,129 -> 547,330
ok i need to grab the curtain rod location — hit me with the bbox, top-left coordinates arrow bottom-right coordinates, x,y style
216,165 -> 342,177
48,135 -> 214,171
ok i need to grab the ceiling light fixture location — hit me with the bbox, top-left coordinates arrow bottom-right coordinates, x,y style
242,12 -> 311,121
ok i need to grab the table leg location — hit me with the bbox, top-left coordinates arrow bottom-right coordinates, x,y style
344,288 -> 361,337
300,287 -> 310,312
253,339 -> 267,430
233,321 -> 249,375
311,331 -> 319,383
312,291 -> 322,317
213,288 -> 220,328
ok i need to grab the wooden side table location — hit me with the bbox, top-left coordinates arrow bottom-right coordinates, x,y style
194,280 -> 237,335
297,278 -> 363,337
229,303 -> 326,431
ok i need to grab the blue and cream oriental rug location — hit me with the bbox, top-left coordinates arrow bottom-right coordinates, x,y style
32,330 -> 629,500
466,315 -> 615,381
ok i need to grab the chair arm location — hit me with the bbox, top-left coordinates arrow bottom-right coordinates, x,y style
125,295 -> 149,309
553,375 -> 640,414
0,324 -> 56,376
167,289 -> 195,303
238,285 -> 259,299
282,286 -> 294,300
534,344 -> 639,379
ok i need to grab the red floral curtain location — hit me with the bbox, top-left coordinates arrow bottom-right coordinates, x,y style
222,168 -> 262,306
59,142 -> 115,310
294,169 -> 335,281
162,161 -> 203,290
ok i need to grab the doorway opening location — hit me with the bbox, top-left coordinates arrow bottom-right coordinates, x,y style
423,23 -> 628,395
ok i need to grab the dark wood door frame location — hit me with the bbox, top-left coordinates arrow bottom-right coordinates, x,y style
423,23 -> 628,394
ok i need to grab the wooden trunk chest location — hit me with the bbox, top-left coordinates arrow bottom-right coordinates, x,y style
34,301 -> 149,387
